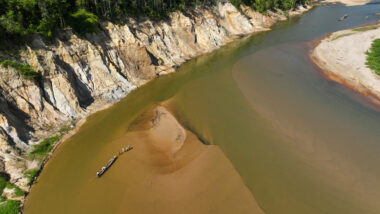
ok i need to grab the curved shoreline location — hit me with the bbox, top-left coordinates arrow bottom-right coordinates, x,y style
310,52 -> 380,109
320,0 -> 370,6
21,5 -> 313,212
310,22 -> 380,109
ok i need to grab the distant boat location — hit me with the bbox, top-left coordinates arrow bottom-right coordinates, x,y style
121,145 -> 133,153
339,14 -> 348,21
96,156 -> 117,177
125,146 -> 132,151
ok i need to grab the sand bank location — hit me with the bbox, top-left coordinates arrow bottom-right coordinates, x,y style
321,0 -> 370,6
96,106 -> 265,214
311,24 -> 380,104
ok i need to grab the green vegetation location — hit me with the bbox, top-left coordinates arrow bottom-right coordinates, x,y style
366,39 -> 380,75
70,9 -> 99,34
0,196 -> 6,202
0,57 -> 40,80
13,188 -> 25,197
0,0 -> 309,42
0,176 -> 7,194
24,169 -> 39,186
59,123 -> 75,134
0,200 -> 21,214
29,135 -> 61,157
5,183 -> 26,197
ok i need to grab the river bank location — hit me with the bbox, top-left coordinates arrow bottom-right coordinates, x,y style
321,0 -> 370,6
23,3 -> 380,214
311,23 -> 380,106
0,2 -> 312,211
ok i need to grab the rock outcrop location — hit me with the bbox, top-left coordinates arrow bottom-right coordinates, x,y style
0,2 -> 309,187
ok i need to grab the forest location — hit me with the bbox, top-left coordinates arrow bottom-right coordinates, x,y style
0,0 -> 309,42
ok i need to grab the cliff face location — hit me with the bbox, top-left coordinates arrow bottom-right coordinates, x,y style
0,3 -> 308,186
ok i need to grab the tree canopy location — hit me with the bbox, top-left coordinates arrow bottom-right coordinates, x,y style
0,0 -> 309,42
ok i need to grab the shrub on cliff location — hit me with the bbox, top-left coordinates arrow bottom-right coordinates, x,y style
0,172 -> 10,195
5,183 -> 26,197
24,169 -> 39,186
70,9 -> 99,34
366,39 -> 380,75
29,135 -> 61,157
0,58 -> 40,80
0,176 -> 7,194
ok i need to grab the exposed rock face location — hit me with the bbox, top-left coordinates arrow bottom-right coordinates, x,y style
0,3 -> 308,186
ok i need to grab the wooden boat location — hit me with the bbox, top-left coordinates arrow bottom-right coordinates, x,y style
96,155 -> 117,177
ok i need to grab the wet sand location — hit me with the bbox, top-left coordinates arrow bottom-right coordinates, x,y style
321,0 -> 370,6
88,106 -> 264,214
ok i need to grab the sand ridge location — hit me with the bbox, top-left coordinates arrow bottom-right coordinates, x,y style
321,0 -> 370,6
106,105 -> 266,214
311,24 -> 380,104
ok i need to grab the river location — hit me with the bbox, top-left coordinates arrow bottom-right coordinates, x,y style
24,3 -> 380,214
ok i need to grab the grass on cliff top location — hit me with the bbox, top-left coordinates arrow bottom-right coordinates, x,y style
0,57 -> 41,80
0,200 -> 21,214
29,135 -> 61,157
366,39 -> 380,75
24,169 -> 39,186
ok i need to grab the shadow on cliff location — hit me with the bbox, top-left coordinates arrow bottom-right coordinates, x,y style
0,93 -> 35,145
53,57 -> 94,109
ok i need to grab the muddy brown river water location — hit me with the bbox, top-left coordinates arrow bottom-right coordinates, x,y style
24,3 -> 380,214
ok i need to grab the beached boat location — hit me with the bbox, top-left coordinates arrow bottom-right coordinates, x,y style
96,156 -> 117,177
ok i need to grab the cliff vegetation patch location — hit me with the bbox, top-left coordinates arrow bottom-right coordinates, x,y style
0,173 -> 24,214
70,9 -> 99,34
0,175 -> 7,194
29,135 -> 61,157
5,183 -> 26,197
0,57 -> 40,80
0,199 -> 21,214
24,169 -> 39,186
